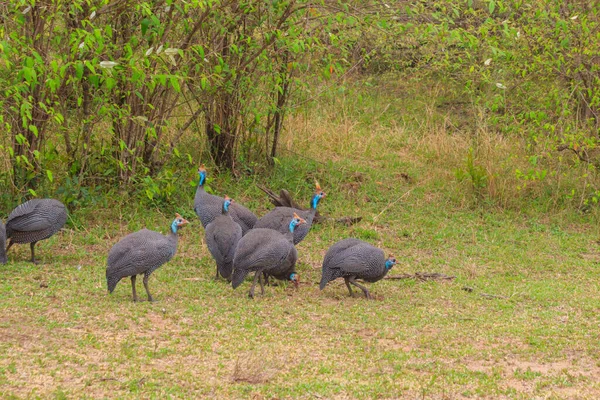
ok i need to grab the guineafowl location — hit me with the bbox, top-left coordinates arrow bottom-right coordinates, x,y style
205,196 -> 242,280
106,213 -> 188,302
231,213 -> 305,298
319,239 -> 396,299
193,165 -> 257,234
0,220 -> 6,264
254,181 -> 325,245
5,198 -> 67,264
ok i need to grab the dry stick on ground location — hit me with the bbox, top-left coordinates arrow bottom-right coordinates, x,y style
385,272 -> 456,281
461,286 -> 508,300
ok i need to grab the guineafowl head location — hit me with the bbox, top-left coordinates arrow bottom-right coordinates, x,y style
223,195 -> 233,213
385,256 -> 397,270
289,212 -> 307,232
310,180 -> 326,209
171,213 -> 189,233
289,272 -> 300,288
198,164 -> 207,186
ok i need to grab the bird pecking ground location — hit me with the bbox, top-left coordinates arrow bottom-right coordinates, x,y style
1,77 -> 600,399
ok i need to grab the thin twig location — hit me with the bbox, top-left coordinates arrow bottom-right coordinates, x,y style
385,272 -> 455,281
461,286 -> 508,300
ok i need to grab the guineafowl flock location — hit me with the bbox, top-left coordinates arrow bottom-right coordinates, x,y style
0,164 -> 396,302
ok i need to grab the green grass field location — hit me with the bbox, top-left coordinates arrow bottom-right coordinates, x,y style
1,79 -> 600,399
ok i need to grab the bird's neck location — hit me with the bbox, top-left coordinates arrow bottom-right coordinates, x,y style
310,195 -> 320,210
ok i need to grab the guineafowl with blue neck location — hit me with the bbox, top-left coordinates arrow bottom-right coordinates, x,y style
0,220 -> 6,264
194,165 -> 257,235
106,214 -> 188,302
319,239 -> 396,299
254,181 -> 325,245
205,196 -> 242,280
5,198 -> 67,264
231,213 -> 305,298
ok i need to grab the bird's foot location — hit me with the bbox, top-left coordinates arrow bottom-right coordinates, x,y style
30,259 -> 39,265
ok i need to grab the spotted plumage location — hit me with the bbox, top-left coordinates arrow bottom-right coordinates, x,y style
231,214 -> 305,298
193,165 -> 257,235
0,220 -> 6,264
106,214 -> 188,302
254,181 -> 325,244
5,198 -> 67,263
205,196 -> 242,280
319,239 -> 396,299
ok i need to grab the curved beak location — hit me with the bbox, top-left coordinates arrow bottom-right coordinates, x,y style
179,218 -> 189,227
293,276 -> 300,288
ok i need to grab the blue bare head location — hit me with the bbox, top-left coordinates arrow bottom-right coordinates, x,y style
198,164 -> 207,186
223,196 -> 233,213
289,272 -> 299,288
310,180 -> 326,209
171,213 -> 189,233
289,213 -> 306,233
385,256 -> 397,270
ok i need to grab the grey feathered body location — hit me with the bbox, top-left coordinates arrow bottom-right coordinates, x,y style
205,212 -> 242,279
254,207 -> 315,245
106,229 -> 178,293
231,228 -> 297,288
0,221 -> 6,264
5,199 -> 67,244
319,239 -> 388,289
194,187 -> 257,234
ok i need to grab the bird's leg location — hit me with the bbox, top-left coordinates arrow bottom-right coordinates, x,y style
131,275 -> 138,302
262,271 -> 270,286
258,272 -> 265,295
29,242 -> 38,264
344,277 -> 354,297
349,277 -> 371,299
143,273 -> 154,302
6,240 -> 13,253
215,265 -> 220,280
248,271 -> 261,299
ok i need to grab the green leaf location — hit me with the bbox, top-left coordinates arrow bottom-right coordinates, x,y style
170,76 -> 180,92
141,18 -> 151,36
489,0 -> 495,14
46,169 -> 54,183
74,61 -> 84,80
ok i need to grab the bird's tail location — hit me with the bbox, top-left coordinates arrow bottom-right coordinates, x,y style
231,268 -> 248,289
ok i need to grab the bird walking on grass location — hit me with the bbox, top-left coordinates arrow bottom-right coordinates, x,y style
231,213 -> 305,298
254,181 -> 325,245
5,199 -> 67,264
205,196 -> 242,281
194,165 -> 257,235
319,239 -> 396,299
106,214 -> 188,302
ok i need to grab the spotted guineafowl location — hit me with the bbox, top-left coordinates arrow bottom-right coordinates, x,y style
319,239 -> 396,299
0,220 -> 6,264
231,213 -> 305,298
205,196 -> 242,280
5,199 -> 67,264
254,181 -> 325,245
106,214 -> 188,302
193,165 -> 257,235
